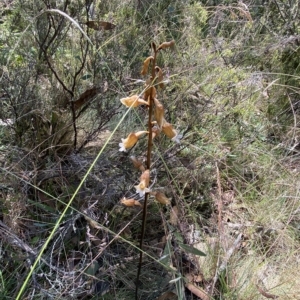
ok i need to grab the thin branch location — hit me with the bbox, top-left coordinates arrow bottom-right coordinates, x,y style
40,45 -> 73,97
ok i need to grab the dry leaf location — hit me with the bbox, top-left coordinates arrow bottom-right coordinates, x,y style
73,87 -> 100,110
157,40 -> 175,51
170,206 -> 179,225
120,197 -> 142,207
185,283 -> 209,300
185,274 -> 209,300
85,21 -> 116,30
156,291 -> 177,300
141,56 -> 154,75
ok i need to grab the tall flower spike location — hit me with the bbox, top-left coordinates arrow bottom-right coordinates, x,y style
120,95 -> 149,107
153,98 -> 165,128
135,169 -> 150,196
119,131 -> 148,152
162,122 -> 183,144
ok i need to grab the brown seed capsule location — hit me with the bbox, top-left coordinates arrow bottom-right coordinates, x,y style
140,169 -> 150,187
120,95 -> 149,107
157,40 -> 175,51
143,78 -> 157,100
162,122 -> 182,143
151,191 -> 171,205
155,66 -> 164,89
130,156 -> 145,172
162,122 -> 176,139
85,21 -> 116,31
135,169 -> 151,196
153,98 -> 165,127
120,197 -> 142,207
141,56 -> 154,75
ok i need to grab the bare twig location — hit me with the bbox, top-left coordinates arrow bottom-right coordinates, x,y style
256,283 -> 279,299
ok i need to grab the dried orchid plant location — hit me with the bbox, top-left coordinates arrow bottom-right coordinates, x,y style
118,40 -> 181,299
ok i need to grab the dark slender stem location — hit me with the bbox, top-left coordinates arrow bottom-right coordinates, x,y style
135,192 -> 149,299
135,47 -> 157,300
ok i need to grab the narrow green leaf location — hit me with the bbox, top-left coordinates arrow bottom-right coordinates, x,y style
85,261 -> 99,276
173,231 -> 183,243
81,74 -> 92,80
178,243 -> 206,256
159,237 -> 172,266
27,198 -> 56,214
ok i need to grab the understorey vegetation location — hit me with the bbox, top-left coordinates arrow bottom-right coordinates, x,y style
1,0 -> 300,299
